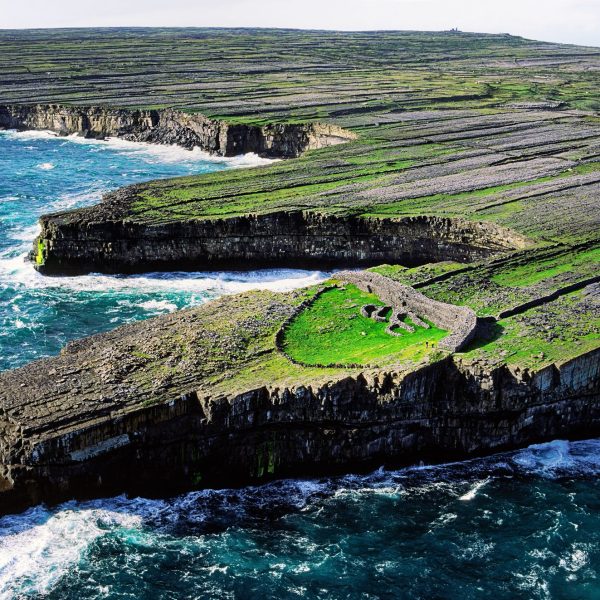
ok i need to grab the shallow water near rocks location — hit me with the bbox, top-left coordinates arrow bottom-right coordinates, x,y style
1,130 -> 599,600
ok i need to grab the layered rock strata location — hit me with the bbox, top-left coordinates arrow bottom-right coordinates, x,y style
34,210 -> 528,275
0,103 -> 355,158
0,286 -> 598,515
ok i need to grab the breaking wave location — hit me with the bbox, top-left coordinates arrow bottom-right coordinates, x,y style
1,438 -> 599,599
0,129 -> 322,371
3,129 -> 276,167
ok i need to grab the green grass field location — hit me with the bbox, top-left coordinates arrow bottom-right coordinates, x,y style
282,285 -> 447,366
491,247 -> 600,288
464,290 -> 600,369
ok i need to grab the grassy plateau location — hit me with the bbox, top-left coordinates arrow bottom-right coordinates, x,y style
0,28 -> 598,377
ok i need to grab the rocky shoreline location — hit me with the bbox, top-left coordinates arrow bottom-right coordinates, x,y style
0,103 -> 355,158
0,33 -> 597,517
0,283 -> 598,516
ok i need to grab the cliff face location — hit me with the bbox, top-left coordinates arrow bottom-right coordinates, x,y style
35,210 -> 528,275
0,327 -> 598,514
0,103 -> 355,157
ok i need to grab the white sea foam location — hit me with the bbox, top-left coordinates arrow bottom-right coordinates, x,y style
459,477 -> 491,501
513,439 -> 575,477
7,223 -> 41,242
13,318 -> 26,329
1,129 -> 59,141
512,439 -> 600,477
0,246 -> 328,296
45,188 -> 111,214
559,546 -> 589,573
0,502 -> 144,597
138,299 -> 179,313
1,129 -> 276,168
37,162 -> 55,170
97,136 -> 277,168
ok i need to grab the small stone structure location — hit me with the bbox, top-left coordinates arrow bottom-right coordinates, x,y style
372,306 -> 391,322
362,305 -> 414,334
408,313 -> 429,329
337,271 -> 479,352
361,303 -> 433,336
387,315 -> 415,335
360,304 -> 377,318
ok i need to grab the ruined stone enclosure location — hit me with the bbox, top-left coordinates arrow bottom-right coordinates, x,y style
277,272 -> 473,370
336,271 -> 479,352
361,303 -> 431,337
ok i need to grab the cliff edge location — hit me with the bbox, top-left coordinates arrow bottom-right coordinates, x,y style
0,275 -> 598,515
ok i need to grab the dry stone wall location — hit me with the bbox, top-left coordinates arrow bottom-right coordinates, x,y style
337,271 -> 479,352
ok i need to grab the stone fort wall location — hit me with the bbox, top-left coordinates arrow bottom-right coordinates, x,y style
336,271 -> 479,352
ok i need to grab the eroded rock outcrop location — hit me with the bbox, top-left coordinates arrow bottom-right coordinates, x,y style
0,103 -> 355,158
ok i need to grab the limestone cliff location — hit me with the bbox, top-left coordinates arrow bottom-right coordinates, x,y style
0,103 -> 355,158
0,287 -> 597,515
34,207 -> 528,275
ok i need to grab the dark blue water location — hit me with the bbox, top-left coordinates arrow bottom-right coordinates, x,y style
1,130 -> 599,600
1,439 -> 599,599
0,130 -> 325,371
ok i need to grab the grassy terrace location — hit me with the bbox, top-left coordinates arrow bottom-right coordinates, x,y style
0,28 -> 598,374
1,29 -> 599,118
371,244 -> 600,316
282,285 -> 447,366
464,289 -> 600,369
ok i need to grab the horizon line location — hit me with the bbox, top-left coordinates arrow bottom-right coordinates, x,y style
0,26 -> 597,49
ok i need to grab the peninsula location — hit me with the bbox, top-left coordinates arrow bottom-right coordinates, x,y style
0,28 -> 598,514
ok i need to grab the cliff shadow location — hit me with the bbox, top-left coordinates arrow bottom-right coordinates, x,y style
464,319 -> 505,352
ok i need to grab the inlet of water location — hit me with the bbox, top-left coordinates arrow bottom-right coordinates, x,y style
0,130 -> 328,371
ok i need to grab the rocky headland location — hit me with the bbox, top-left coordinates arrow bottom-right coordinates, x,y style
0,29 -> 598,515
33,206 -> 528,275
1,280 -> 598,515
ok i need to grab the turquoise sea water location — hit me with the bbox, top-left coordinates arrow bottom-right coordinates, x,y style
1,439 -> 599,599
0,130 -> 326,372
0,130 -> 599,599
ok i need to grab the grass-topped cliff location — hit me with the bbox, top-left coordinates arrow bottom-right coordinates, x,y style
0,28 -> 599,511
0,31 -> 595,266
0,28 -> 597,375
1,270 -> 598,512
